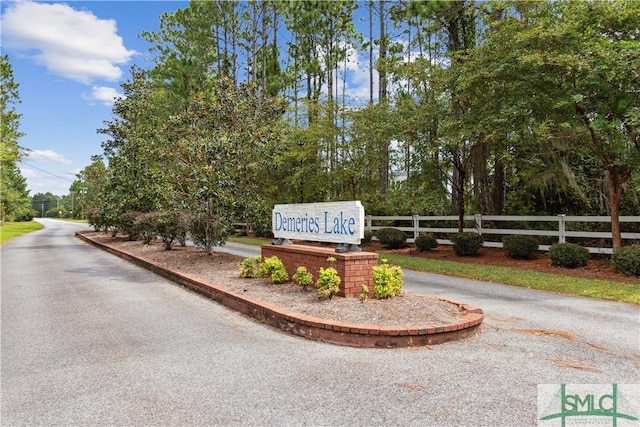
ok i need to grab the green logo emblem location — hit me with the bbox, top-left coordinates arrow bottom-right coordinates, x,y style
539,384 -> 639,427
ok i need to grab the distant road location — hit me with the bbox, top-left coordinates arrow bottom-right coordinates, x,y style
2,219 -> 638,426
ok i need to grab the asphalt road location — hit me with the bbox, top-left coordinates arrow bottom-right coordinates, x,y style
2,219 -> 639,426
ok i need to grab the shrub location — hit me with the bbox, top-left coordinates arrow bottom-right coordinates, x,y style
189,214 -> 231,251
293,266 -> 314,290
372,259 -> 403,299
239,256 -> 261,278
375,227 -> 406,249
118,211 -> 143,240
155,210 -> 190,250
362,229 -> 374,245
414,234 -> 438,252
611,245 -> 640,276
134,212 -> 160,244
360,285 -> 369,302
502,235 -> 538,259
450,232 -> 484,256
259,255 -> 289,284
549,243 -> 589,268
316,257 -> 341,299
88,208 -> 119,235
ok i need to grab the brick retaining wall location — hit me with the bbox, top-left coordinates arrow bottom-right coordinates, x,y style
262,244 -> 378,298
76,231 -> 484,348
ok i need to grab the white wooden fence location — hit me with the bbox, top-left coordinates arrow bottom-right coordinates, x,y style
365,214 -> 640,255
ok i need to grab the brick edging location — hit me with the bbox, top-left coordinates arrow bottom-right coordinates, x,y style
76,232 -> 484,348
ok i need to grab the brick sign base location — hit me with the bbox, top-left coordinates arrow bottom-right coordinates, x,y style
262,244 -> 378,298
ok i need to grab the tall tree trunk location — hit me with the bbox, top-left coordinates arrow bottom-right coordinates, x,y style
493,152 -> 506,214
452,150 -> 465,232
251,1 -> 258,83
368,0 -> 374,105
261,1 -> 268,92
378,1 -> 389,196
607,167 -> 630,252
378,0 -> 387,101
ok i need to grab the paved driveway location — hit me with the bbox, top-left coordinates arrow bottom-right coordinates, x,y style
2,219 -> 638,426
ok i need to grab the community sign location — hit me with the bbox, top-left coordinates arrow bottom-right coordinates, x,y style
272,201 -> 365,245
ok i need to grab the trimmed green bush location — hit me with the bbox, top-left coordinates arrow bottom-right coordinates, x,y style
317,257 -> 341,299
611,245 -> 640,276
376,227 -> 407,249
549,243 -> 589,268
134,212 -> 160,244
155,211 -> 190,250
502,235 -> 538,259
293,266 -> 314,290
362,229 -> 374,245
239,256 -> 261,278
259,255 -> 289,284
372,259 -> 403,299
450,232 -> 484,256
415,234 -> 438,252
118,211 -> 143,240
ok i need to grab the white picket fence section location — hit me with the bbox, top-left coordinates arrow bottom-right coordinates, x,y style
365,214 -> 640,255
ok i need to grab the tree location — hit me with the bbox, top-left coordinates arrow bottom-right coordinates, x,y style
0,54 -> 34,222
458,0 -> 640,250
99,68 -> 172,216
165,76 -> 285,254
70,155 -> 108,219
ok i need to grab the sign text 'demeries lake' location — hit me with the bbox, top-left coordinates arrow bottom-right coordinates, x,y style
272,201 -> 365,245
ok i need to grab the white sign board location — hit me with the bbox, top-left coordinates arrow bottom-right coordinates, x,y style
272,201 -> 365,244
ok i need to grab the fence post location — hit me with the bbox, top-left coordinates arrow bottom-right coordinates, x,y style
558,214 -> 566,244
474,214 -> 483,234
366,215 -> 372,231
413,215 -> 419,240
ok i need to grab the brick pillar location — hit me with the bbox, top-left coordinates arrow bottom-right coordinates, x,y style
262,244 -> 379,298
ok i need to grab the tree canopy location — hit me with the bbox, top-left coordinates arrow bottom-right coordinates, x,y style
80,0 -> 639,251
1,54 -> 35,223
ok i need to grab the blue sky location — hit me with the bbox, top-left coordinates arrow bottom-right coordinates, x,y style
1,0 -> 189,196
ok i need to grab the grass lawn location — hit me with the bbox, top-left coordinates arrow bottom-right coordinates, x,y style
0,221 -> 44,245
381,253 -> 640,306
228,236 -> 640,305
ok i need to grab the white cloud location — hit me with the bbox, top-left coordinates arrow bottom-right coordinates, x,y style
345,46 -> 379,102
1,0 -> 136,83
84,86 -> 123,106
19,167 -> 38,180
20,167 -> 74,196
24,149 -> 72,165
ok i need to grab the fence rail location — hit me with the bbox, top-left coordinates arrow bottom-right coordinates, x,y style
365,214 -> 640,255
